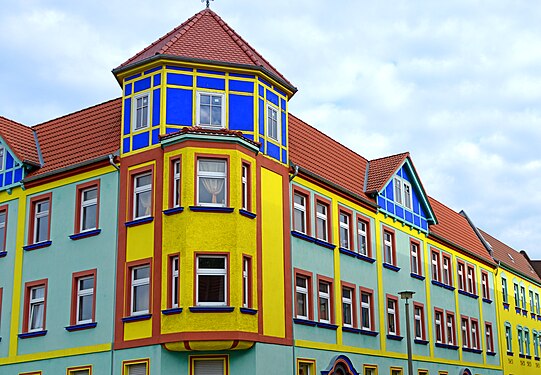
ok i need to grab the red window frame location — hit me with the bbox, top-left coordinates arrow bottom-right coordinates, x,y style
413,302 -> 426,340
169,156 -> 182,209
167,253 -> 180,309
442,253 -> 452,286
242,254 -> 253,309
481,271 -> 490,300
338,206 -> 354,250
70,269 -> 97,325
241,160 -> 252,212
0,204 -> 8,252
470,318 -> 480,349
431,248 -> 441,282
128,165 -> 154,221
314,195 -> 332,243
445,311 -> 456,345
294,268 -> 313,320
292,186 -> 311,235
28,193 -> 52,245
386,294 -> 400,336
317,275 -> 334,324
360,287 -> 375,331
410,238 -> 422,276
434,307 -> 444,343
341,281 -> 357,328
356,214 -> 371,257
382,226 -> 396,266
125,258 -> 152,317
74,180 -> 100,234
485,322 -> 494,353
461,315 -> 470,348
457,260 -> 466,291
22,279 -> 48,333
467,264 -> 477,295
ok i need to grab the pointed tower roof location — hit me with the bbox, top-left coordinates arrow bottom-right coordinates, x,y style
0,116 -> 41,166
114,8 -> 295,93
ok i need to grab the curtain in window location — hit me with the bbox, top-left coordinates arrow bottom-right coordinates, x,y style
200,160 -> 225,204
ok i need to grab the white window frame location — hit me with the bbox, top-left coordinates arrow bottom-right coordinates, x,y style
529,290 -> 535,313
339,212 -> 350,249
33,200 -> 50,244
76,276 -> 94,324
403,180 -> 412,209
196,255 -> 227,307
357,219 -> 368,255
173,160 -> 181,208
131,265 -> 150,315
502,277 -> 508,303
383,231 -> 393,264
295,275 -> 309,320
266,103 -> 280,142
242,257 -> 249,308
535,293 -> 540,315
471,320 -> 479,349
467,266 -> 475,294
486,324 -> 494,353
0,210 -> 6,251
197,159 -> 227,207
481,273 -> 489,300
457,263 -> 465,290
514,283 -> 520,306
241,165 -> 248,211
361,291 -> 372,330
28,285 -> 45,332
518,327 -> 524,354
196,91 -> 225,129
393,176 -> 412,209
461,318 -> 469,348
315,202 -> 328,242
435,311 -> 443,343
318,281 -> 331,324
80,187 -> 98,232
505,325 -> 512,352
171,256 -> 179,308
342,287 -> 353,328
293,193 -> 307,234
132,92 -> 150,131
414,306 -> 423,340
442,256 -> 451,285
446,314 -> 455,345
410,243 -> 419,275
431,251 -> 440,282
0,147 -> 4,171
133,173 -> 152,220
387,298 -> 398,335
394,178 -> 402,205
525,329 -> 531,356
520,286 -> 526,309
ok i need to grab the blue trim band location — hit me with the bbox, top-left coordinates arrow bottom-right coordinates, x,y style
482,298 -> 493,304
435,343 -> 459,350
342,327 -> 362,334
240,308 -> 258,315
383,263 -> 400,272
125,217 -> 154,227
188,306 -> 235,313
411,273 -> 425,281
162,307 -> 183,315
69,229 -> 101,240
387,334 -> 404,341
357,253 -> 376,263
463,347 -> 483,354
121,314 -> 152,322
189,206 -> 234,213
65,322 -> 97,331
339,247 -> 357,257
359,329 -> 379,337
18,330 -> 47,339
458,290 -> 479,299
0,251 -> 7,258
163,207 -> 184,216
431,280 -> 455,291
23,241 -> 52,251
317,322 -> 338,330
239,209 -> 257,219
414,339 -> 429,345
293,318 -> 317,326
291,230 -> 315,242
314,239 -> 336,250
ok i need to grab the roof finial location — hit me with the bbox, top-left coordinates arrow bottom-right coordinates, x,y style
202,0 -> 214,8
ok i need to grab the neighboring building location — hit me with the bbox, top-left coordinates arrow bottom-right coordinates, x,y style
474,229 -> 541,375
0,5 -> 530,375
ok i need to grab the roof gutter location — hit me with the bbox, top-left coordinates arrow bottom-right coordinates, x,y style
112,54 -> 298,96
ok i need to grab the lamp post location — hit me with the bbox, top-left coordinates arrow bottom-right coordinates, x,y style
399,290 -> 416,375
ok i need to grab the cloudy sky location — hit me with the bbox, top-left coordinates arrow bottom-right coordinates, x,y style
1,1 -> 540,258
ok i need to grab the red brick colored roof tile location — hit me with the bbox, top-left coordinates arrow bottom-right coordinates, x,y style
365,152 -> 409,193
478,229 -> 541,283
0,116 -> 40,166
288,113 -> 371,200
116,9 -> 294,90
428,196 -> 494,264
28,98 -> 121,178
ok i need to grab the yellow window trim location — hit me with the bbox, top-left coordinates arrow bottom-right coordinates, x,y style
67,366 -> 92,375
122,358 -> 150,375
189,354 -> 229,375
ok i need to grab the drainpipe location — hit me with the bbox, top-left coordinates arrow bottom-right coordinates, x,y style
109,154 -> 120,171
289,164 -> 299,182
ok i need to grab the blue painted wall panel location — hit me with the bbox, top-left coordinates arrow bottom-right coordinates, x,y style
405,210 -> 413,223
259,85 -> 265,97
395,205 -> 404,219
152,89 -> 160,126
166,127 -> 180,134
260,143 -> 265,153
152,129 -> 160,145
166,88 -> 193,126
125,83 -> 132,96
282,149 -> 287,164
276,87 -> 286,96
243,134 -> 254,141
230,73 -> 255,79
166,65 -> 192,71
132,132 -> 149,150
14,167 -> 22,183
378,196 -> 386,208
281,112 -> 287,146
123,137 -> 130,153
125,73 -> 141,82
281,98 -> 286,109
259,99 -> 265,135
124,98 -> 131,135
229,95 -> 254,131
153,73 -> 161,87
267,142 -> 280,161
196,76 -> 225,90
0,175 -> 3,187
229,80 -> 254,93
259,78 -> 271,88
197,69 -> 225,75
385,182 -> 394,200
134,77 -> 151,93
386,201 -> 395,214
5,152 -> 13,169
412,192 -> 420,214
167,73 -> 193,87
144,66 -> 161,75
4,171 -> 12,186
413,215 -> 421,227
421,219 -> 428,231
266,90 -> 279,106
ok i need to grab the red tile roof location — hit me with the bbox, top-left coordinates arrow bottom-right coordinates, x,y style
28,98 -> 121,178
478,229 -> 541,283
428,197 -> 494,264
288,113 -> 371,201
160,126 -> 261,148
116,9 -> 294,90
0,116 -> 40,166
365,152 -> 409,193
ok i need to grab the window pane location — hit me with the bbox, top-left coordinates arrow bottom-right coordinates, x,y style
135,174 -> 151,188
199,257 -> 225,269
83,188 -> 97,201
136,190 -> 151,218
316,217 -> 326,240
296,276 -> 306,288
194,359 -> 224,375
199,177 -> 226,205
30,303 -> 44,330
32,286 -> 44,299
78,294 -> 93,322
37,201 -> 49,213
296,292 -> 307,317
198,275 -> 225,303
211,106 -> 222,126
80,277 -> 94,290
82,204 -> 97,230
36,216 -> 49,242
134,284 -> 149,312
200,105 -> 210,124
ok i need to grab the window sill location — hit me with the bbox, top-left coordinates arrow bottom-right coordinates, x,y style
382,263 -> 400,272
189,306 -> 235,313
503,302 -> 510,311
65,322 -> 97,332
189,206 -> 234,213
19,330 -> 47,339
535,356 -> 540,361
125,217 -> 154,227
519,354 -> 525,358
23,241 -> 52,251
240,307 -> 258,315
463,347 -> 482,354
526,355 -> 532,360
317,322 -> 338,330
482,298 -> 492,304
410,273 -> 425,281
531,313 -> 537,319
163,207 -> 184,216
515,307 -> 521,314
521,309 -> 528,317
339,247 -> 375,263
122,314 -> 152,322
507,351 -> 514,356
239,209 -> 257,219
342,326 -> 362,334
162,307 -> 183,315
69,229 -> 101,240
458,290 -> 479,299
387,334 -> 404,341
431,280 -> 455,291
487,351 -> 497,357
538,315 -> 541,322
0,251 -> 7,258
293,318 -> 317,327
291,231 -> 335,250
435,343 -> 459,350
414,339 -> 429,345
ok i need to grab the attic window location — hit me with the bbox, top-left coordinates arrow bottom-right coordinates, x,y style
133,93 -> 150,131
508,253 -> 515,262
394,177 -> 412,210
0,147 -> 4,171
197,92 -> 224,129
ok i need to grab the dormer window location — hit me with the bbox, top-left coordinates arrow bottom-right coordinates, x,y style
133,93 -> 150,131
394,176 -> 412,210
197,92 -> 224,129
267,104 -> 280,142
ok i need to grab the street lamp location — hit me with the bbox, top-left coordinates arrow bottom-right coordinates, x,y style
399,291 -> 416,375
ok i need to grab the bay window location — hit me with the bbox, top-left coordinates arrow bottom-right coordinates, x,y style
196,255 -> 227,306
197,159 -> 227,207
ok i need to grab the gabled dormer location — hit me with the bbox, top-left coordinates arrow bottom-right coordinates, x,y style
0,116 -> 41,192
366,152 -> 436,232
112,8 -> 296,165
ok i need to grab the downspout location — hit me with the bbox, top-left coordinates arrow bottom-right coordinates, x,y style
289,161 -> 298,373
289,163 -> 299,182
109,153 -> 120,171
108,152 -> 119,374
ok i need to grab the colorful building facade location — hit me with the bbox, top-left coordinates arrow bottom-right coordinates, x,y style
0,6 -> 537,375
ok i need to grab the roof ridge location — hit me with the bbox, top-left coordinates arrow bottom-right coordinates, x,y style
369,151 -> 409,163
0,115 -> 28,127
32,97 -> 121,128
289,112 -> 369,164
